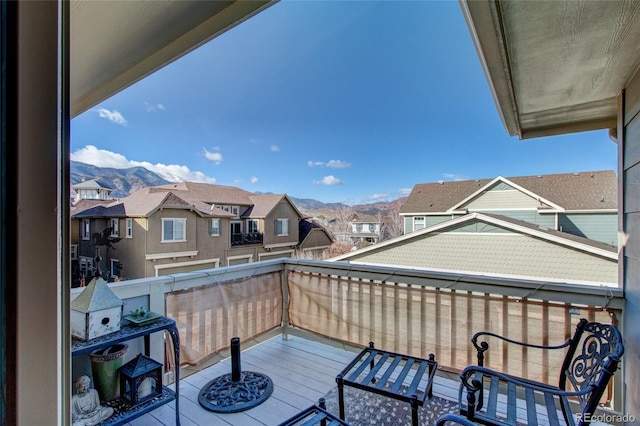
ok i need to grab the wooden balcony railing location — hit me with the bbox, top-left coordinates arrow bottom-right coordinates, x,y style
72,258 -> 624,407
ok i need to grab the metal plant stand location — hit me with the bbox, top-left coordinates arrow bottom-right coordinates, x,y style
198,337 -> 273,413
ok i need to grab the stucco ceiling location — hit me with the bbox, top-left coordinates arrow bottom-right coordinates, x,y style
461,0 -> 640,139
71,0 -> 275,117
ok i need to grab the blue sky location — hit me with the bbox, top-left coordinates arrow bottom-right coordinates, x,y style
71,0 -> 617,205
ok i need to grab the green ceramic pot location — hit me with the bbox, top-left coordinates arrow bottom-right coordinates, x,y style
89,343 -> 128,401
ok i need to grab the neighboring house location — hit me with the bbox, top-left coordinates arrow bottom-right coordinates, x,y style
349,213 -> 381,244
298,219 -> 335,258
70,181 -> 117,281
72,179 -> 114,202
400,170 -> 618,246
331,212 -> 618,287
71,182 -> 333,279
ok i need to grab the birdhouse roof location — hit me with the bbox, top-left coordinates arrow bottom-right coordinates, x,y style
71,276 -> 123,312
119,354 -> 162,377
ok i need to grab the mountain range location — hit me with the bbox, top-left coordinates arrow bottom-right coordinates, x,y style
71,161 -> 406,215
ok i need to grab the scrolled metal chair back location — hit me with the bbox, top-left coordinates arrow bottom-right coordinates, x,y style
562,319 -> 624,412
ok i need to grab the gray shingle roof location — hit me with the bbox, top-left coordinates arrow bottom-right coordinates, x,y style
71,183 -> 292,219
400,170 -> 617,214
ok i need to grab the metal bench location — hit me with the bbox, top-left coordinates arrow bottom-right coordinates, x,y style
458,318 -> 624,426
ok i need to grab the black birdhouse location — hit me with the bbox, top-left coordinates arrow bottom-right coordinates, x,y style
118,354 -> 163,407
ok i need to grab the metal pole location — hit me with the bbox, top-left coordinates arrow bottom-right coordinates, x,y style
231,337 -> 241,382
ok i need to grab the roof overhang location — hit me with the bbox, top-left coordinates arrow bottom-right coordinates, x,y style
71,0 -> 277,117
459,0 -> 640,139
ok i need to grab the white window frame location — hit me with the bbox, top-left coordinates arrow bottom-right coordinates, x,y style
125,218 -> 133,238
79,256 -> 93,278
110,258 -> 120,279
210,218 -> 220,236
70,244 -> 78,260
110,218 -> 119,237
161,218 -> 187,242
247,219 -> 259,233
276,218 -> 289,236
82,219 -> 90,240
413,216 -> 426,231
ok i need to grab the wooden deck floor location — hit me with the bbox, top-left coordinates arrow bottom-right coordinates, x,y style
121,333 -> 460,426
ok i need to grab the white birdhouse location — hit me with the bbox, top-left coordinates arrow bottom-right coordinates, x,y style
71,275 -> 124,341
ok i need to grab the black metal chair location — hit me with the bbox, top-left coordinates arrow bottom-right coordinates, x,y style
277,398 -> 350,426
458,318 -> 624,426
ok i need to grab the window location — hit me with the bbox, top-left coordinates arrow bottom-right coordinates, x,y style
110,218 -> 119,237
110,259 -> 122,279
210,218 -> 220,236
82,219 -> 90,240
125,218 -> 133,238
162,218 -> 186,242
356,223 -> 363,232
276,218 -> 289,236
247,219 -> 259,233
413,216 -> 426,231
70,245 -> 78,260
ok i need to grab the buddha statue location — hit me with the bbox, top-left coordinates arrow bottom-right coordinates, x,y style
71,375 -> 114,426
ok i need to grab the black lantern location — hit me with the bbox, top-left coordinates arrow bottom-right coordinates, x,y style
118,354 -> 163,406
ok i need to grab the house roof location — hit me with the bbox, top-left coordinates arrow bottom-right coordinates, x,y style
331,212 -> 617,286
71,183 -> 297,219
72,179 -> 114,191
400,170 -> 617,214
71,276 -> 124,313
70,199 -> 115,216
460,0 -> 640,139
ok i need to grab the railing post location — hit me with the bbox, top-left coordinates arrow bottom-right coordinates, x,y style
281,260 -> 290,340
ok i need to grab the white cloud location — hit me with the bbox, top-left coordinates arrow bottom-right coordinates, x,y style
71,145 -> 216,184
325,160 -> 351,169
203,148 -> 223,165
308,160 -> 351,168
97,108 -> 127,126
443,173 -> 468,181
251,176 -> 259,184
313,175 -> 343,186
366,193 -> 388,201
398,188 -> 412,196
270,145 -> 280,152
144,102 -> 166,112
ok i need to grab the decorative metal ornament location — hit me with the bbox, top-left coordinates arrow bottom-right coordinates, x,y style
118,354 -> 163,407
198,337 -> 273,413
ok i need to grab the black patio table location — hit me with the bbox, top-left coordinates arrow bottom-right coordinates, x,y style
336,342 -> 437,426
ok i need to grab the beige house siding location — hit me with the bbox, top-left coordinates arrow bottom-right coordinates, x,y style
622,70 -> 640,417
348,232 -> 617,285
464,184 -> 547,211
299,229 -> 333,251
262,200 -> 300,246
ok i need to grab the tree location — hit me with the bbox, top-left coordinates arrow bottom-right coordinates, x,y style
379,201 -> 404,241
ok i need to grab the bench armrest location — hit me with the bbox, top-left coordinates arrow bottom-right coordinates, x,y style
471,331 -> 571,367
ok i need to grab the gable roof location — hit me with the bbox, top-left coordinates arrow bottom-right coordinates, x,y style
333,212 -> 616,261
245,194 -> 307,219
70,182 -> 302,220
299,219 -> 335,249
330,212 -> 617,286
400,170 -> 616,214
72,179 -> 114,191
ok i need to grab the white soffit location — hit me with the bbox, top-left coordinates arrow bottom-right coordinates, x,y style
71,0 -> 276,117
460,0 -> 640,139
